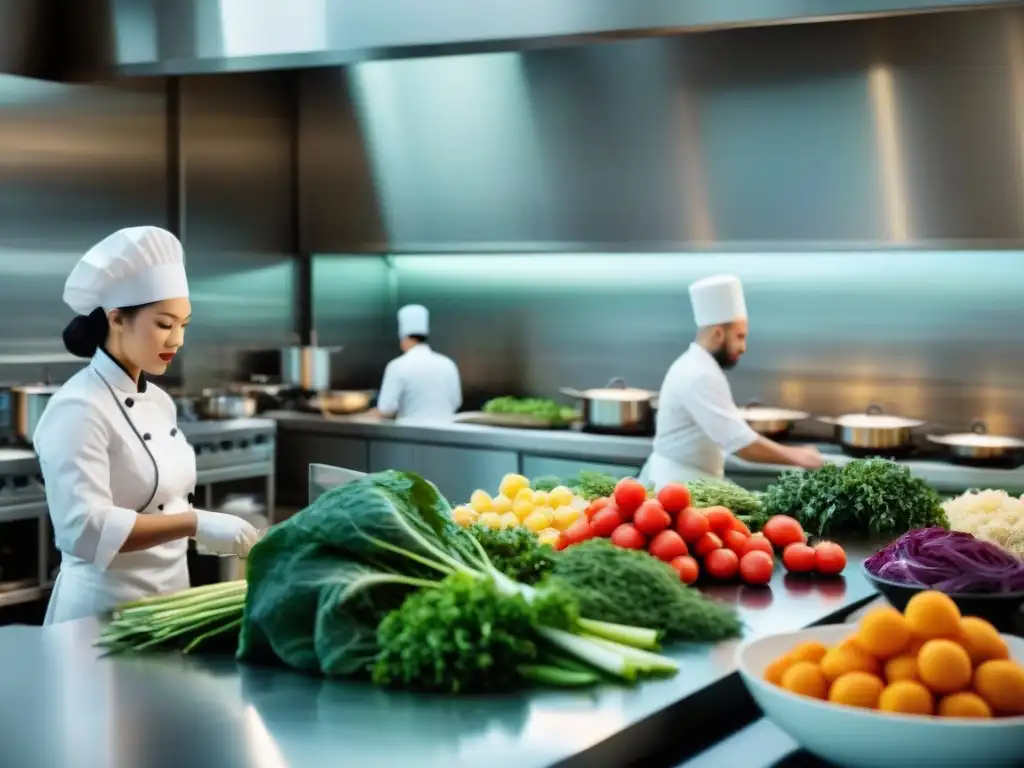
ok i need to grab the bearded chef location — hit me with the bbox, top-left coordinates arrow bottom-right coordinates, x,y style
373,304 -> 462,423
34,226 -> 260,625
639,274 -> 824,489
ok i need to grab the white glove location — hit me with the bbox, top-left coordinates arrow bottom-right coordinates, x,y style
193,510 -> 261,557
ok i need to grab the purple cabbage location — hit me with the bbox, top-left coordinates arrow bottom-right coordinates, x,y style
865,527 -> 1024,594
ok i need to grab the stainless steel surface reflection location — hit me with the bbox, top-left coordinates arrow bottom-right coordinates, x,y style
0,567 -> 878,768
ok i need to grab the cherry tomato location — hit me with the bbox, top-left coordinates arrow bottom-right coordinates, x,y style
762,515 -> 806,549
649,530 -> 689,562
585,497 -> 611,519
731,518 -> 752,536
590,505 -> 625,538
676,508 -> 711,543
633,500 -> 672,536
741,534 -> 774,558
813,541 -> 847,575
704,506 -> 736,533
613,478 -> 647,513
670,555 -> 700,584
657,483 -> 691,514
739,550 -> 774,585
694,531 -> 723,558
781,542 -> 816,573
610,523 -> 646,550
705,548 -> 740,580
561,518 -> 594,547
722,529 -> 749,554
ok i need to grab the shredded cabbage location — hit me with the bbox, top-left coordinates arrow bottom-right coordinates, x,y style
865,527 -> 1024,594
942,489 -> 1024,559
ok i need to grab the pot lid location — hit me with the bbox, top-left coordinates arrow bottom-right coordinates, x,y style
578,387 -> 654,401
741,406 -> 809,421
927,421 -> 1024,449
823,413 -> 925,429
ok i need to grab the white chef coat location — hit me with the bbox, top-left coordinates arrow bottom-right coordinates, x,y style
640,343 -> 759,489
34,349 -> 196,624
377,344 -> 462,423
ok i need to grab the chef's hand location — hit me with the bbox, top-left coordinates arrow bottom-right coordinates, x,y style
789,445 -> 825,471
193,510 -> 261,557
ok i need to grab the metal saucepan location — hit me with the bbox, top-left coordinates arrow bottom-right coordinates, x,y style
10,384 -> 59,444
740,400 -> 810,437
818,404 -> 925,453
196,390 -> 258,420
927,420 -> 1024,463
227,375 -> 292,413
561,377 -> 657,434
310,389 -> 377,418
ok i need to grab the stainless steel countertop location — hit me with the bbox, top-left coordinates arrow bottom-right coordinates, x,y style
0,566 -> 877,768
269,412 -> 1024,493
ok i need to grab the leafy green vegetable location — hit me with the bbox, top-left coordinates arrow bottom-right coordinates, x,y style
688,479 -> 764,519
483,397 -> 578,425
465,524 -> 558,585
562,470 -> 620,501
531,475 -> 561,493
760,459 -> 948,538
551,539 -> 742,642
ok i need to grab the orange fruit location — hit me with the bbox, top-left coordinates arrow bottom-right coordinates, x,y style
781,661 -> 829,700
973,659 -> 1024,715
883,655 -> 920,684
820,644 -> 881,683
856,607 -> 911,659
903,635 -> 926,656
878,680 -> 934,715
904,591 -> 961,640
937,691 -> 993,718
958,617 -> 1009,666
828,671 -> 885,709
787,641 -> 829,665
763,656 -> 792,686
917,639 -> 972,694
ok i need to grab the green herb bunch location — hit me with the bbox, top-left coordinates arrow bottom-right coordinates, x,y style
465,524 -> 558,585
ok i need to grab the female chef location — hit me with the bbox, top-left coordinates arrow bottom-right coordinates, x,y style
34,226 -> 260,625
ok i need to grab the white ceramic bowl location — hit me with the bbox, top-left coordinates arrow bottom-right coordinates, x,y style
737,624 -> 1024,768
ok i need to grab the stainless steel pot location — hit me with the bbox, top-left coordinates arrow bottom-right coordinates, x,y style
927,420 -> 1024,463
741,400 -> 810,437
227,375 -> 291,413
11,384 -> 59,444
560,378 -> 657,434
280,332 -> 343,392
196,390 -> 257,420
819,404 -> 925,452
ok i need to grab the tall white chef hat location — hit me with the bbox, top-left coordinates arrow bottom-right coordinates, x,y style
398,304 -> 429,338
63,226 -> 189,316
689,274 -> 747,328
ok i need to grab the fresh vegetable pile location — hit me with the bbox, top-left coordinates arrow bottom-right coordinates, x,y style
453,474 -> 588,548
763,591 -> 1024,717
482,396 -> 579,426
686,478 -> 764,521
760,458 -> 947,538
533,470 -> 631,502
942,489 -> 1024,559
865,528 -> 1024,594
555,477 -> 848,585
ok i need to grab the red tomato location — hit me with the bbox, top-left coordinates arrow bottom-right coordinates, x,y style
693,531 -> 723,558
739,550 -> 774,585
704,506 -> 736,533
648,530 -> 689,562
731,518 -> 751,536
670,555 -> 700,584
704,548 -> 740,580
762,515 -> 806,549
613,478 -> 647,513
657,483 -> 691,514
741,534 -> 774,558
610,523 -> 646,550
585,497 -> 611,519
813,541 -> 847,575
590,505 -> 625,538
781,542 -> 816,573
561,518 -> 594,547
675,508 -> 711,543
633,500 -> 672,536
722,529 -> 749,554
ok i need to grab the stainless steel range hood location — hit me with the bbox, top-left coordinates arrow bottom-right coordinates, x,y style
68,0 -> 1020,78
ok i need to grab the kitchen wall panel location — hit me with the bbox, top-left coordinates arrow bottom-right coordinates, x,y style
178,73 -> 298,388
0,75 -> 168,386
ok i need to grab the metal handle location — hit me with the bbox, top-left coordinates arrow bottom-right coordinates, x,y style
606,377 -> 627,389
746,399 -> 762,408
866,403 -> 883,415
969,419 -> 989,435
560,386 -> 586,399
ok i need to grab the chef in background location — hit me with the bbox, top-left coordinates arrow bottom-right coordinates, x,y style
374,304 -> 462,423
639,274 -> 824,489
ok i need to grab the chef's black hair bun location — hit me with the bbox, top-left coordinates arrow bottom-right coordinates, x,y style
62,308 -> 108,358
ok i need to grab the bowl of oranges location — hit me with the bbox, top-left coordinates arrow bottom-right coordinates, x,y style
737,590 -> 1024,768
